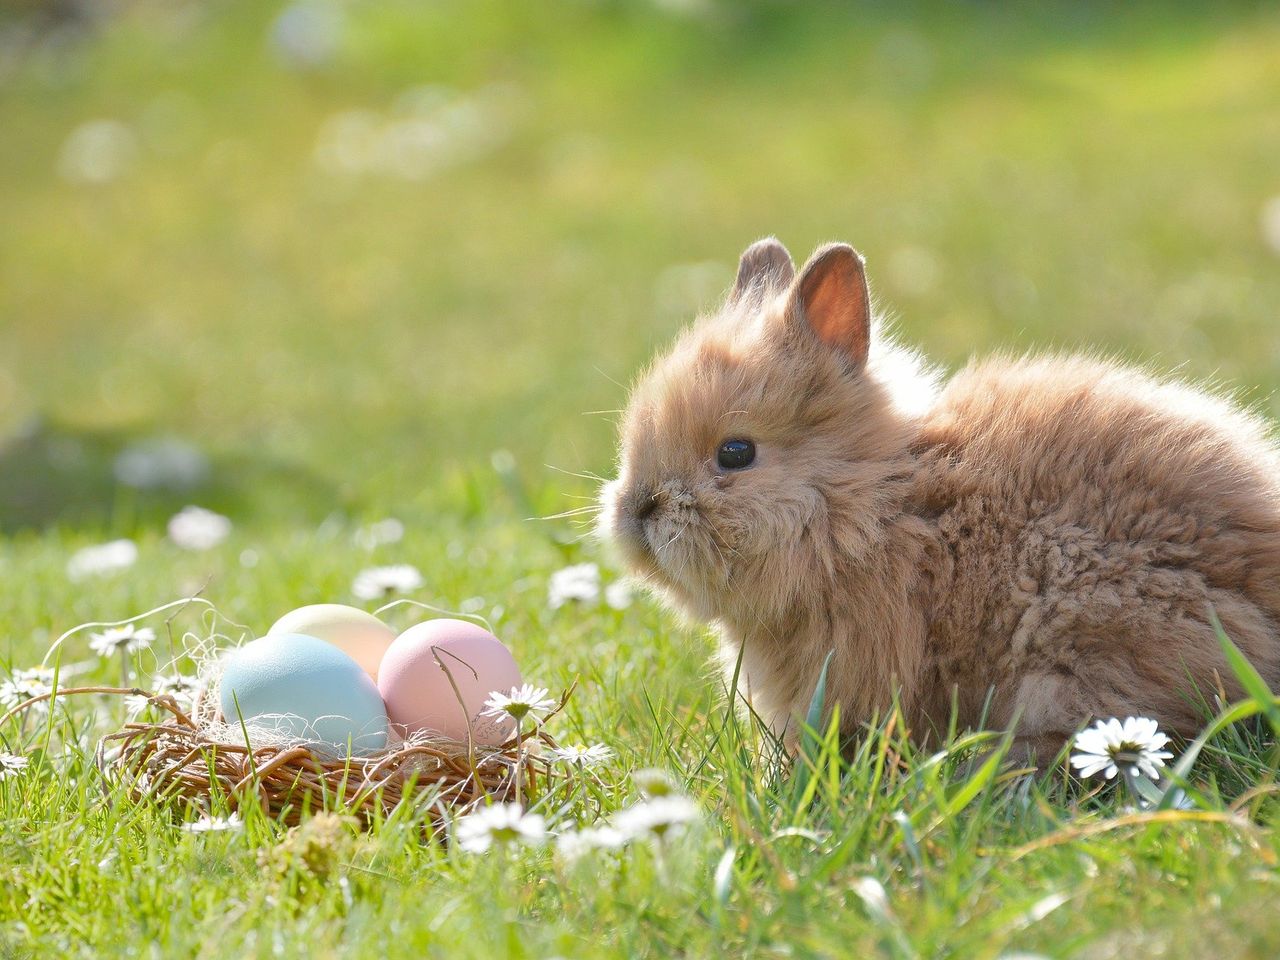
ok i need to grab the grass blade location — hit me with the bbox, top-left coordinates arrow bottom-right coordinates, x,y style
1211,608 -> 1280,737
804,650 -> 836,737
789,651 -> 838,811
1157,699 -> 1260,810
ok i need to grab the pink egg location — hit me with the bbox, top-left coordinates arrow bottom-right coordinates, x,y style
377,619 -> 522,744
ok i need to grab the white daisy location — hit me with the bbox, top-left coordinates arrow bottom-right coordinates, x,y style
89,624 -> 155,658
66,539 -> 137,581
548,562 -> 600,609
480,685 -> 557,726
353,518 -> 405,550
1122,789 -> 1198,815
155,673 -> 201,706
352,564 -> 424,600
167,506 -> 232,551
0,667 -> 55,713
613,795 -> 699,842
0,753 -> 29,782
555,825 -> 627,862
113,437 -> 209,490
454,803 -> 546,853
548,743 -> 613,768
57,119 -> 137,184
182,811 -> 243,833
129,674 -> 200,719
270,1 -> 344,69
851,877 -> 892,921
1070,717 -> 1174,781
605,580 -> 633,610
631,767 -> 678,798
1262,195 -> 1280,256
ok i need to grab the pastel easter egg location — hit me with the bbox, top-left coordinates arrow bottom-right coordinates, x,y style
268,604 -> 395,680
377,619 -> 521,745
219,633 -> 389,756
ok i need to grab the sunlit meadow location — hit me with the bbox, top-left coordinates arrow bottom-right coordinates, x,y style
2,1 -> 1280,957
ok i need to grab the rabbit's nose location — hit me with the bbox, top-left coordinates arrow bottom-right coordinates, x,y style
634,490 -> 661,521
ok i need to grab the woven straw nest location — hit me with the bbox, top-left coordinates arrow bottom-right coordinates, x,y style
3,682 -> 573,831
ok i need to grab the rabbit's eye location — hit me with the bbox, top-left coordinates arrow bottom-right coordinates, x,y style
717,439 -> 756,470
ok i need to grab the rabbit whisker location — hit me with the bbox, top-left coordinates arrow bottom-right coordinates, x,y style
545,464 -> 609,483
532,505 -> 602,521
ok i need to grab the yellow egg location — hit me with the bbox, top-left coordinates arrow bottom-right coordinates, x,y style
267,604 -> 395,680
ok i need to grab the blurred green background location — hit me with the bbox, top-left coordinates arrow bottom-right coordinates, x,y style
1,0 -> 1278,535
3,9 -> 1279,954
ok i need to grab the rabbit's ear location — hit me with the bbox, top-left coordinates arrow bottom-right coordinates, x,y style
789,243 -> 871,371
730,237 -> 795,306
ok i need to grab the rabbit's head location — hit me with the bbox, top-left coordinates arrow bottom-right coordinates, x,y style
601,239 -> 935,628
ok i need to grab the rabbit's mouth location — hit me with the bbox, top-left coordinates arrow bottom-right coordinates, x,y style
599,476 -> 738,625
639,503 -> 725,585
600,477 -> 701,581
599,478 -> 659,565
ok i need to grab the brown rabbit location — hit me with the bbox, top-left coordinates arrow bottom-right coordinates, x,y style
600,237 -> 1280,762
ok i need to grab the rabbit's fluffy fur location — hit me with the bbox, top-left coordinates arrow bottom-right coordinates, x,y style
601,238 -> 1280,761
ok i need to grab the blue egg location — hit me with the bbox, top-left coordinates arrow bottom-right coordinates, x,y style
219,633 -> 389,756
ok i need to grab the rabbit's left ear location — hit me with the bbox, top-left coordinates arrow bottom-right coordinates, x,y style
788,243 -> 871,371
730,237 -> 795,307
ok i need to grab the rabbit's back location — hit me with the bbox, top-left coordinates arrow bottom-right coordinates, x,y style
910,354 -> 1280,741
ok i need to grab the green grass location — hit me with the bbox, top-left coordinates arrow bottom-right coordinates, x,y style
2,1 -> 1280,956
